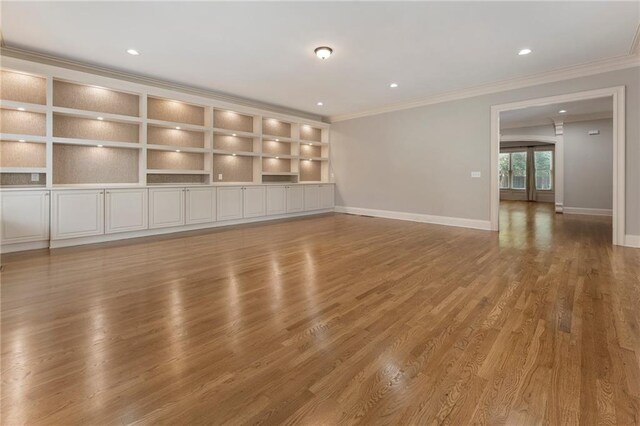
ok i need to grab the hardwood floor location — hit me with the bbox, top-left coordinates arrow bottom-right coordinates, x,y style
2,201 -> 639,425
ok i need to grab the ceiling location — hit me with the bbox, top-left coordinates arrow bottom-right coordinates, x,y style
2,2 -> 638,119
500,97 -> 614,129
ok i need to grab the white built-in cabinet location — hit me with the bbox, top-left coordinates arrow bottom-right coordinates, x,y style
304,185 -> 321,211
149,188 -> 185,229
186,187 -> 216,225
266,186 -> 287,215
105,189 -> 148,234
0,191 -> 50,244
243,186 -> 266,218
320,184 -> 335,209
217,187 -> 243,221
286,186 -> 304,213
52,190 -> 104,240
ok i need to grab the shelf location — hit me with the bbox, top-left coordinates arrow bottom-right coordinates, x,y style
299,125 -> 323,143
213,128 -> 257,138
53,80 -> 140,117
0,100 -> 48,113
53,138 -> 141,149
0,167 -> 47,173
213,149 -> 259,157
262,118 -> 292,139
301,157 -> 328,161
147,144 -> 209,154
262,172 -> 298,176
52,106 -> 142,124
0,140 -> 47,169
146,169 -> 209,175
213,109 -> 255,133
0,134 -> 47,143
262,153 -> 296,159
262,135 -> 296,143
147,118 -> 208,132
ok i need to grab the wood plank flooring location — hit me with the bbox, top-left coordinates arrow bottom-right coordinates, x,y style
2,201 -> 639,425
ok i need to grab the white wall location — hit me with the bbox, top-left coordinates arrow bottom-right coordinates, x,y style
564,119 -> 613,210
330,66 -> 639,236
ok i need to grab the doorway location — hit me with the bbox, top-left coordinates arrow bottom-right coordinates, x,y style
490,87 -> 625,245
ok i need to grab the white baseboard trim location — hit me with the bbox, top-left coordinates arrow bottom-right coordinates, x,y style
335,205 -> 492,231
625,234 -> 640,248
1,241 -> 49,254
563,207 -> 613,216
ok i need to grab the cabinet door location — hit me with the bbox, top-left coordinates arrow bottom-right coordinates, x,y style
286,186 -> 304,213
304,185 -> 321,211
243,186 -> 266,218
186,187 -> 216,224
149,188 -> 185,229
217,187 -> 243,221
52,190 -> 104,240
266,186 -> 286,216
105,189 -> 148,234
0,190 -> 49,244
320,184 -> 335,209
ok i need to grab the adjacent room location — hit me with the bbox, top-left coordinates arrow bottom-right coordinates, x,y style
1,1 -> 639,424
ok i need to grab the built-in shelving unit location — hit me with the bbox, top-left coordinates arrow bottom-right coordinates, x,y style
0,66 -> 331,189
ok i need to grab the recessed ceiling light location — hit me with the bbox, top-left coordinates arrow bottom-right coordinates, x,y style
309,158 -> 313,161
17,107 -> 26,111
275,156 -> 279,159
275,139 -> 279,142
176,149 -> 181,152
126,49 -> 140,56
559,109 -> 567,114
518,48 -> 532,56
97,116 -> 104,121
308,143 -> 313,146
18,139 -> 26,143
314,46 -> 333,60
175,126 -> 181,130
389,83 -> 398,88
316,102 -> 324,106
232,153 -> 236,156
232,133 -> 237,137
97,144 -> 104,148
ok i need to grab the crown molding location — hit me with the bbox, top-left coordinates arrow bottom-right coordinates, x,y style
0,46 -> 326,123
329,53 -> 640,123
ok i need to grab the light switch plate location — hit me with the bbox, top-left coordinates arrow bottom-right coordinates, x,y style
471,171 -> 481,178
218,174 -> 223,180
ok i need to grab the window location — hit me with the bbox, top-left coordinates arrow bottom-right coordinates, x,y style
510,152 -> 527,190
534,150 -> 553,190
499,153 -> 510,189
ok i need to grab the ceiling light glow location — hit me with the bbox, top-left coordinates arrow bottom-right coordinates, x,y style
518,48 -> 532,56
314,46 -> 333,60
18,139 -> 26,143
389,83 -> 398,88
316,102 -> 324,106
126,49 -> 140,56
559,109 -> 567,114
97,117 -> 104,121
17,107 -> 26,111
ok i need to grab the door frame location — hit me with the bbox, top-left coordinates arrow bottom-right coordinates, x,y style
490,86 -> 625,245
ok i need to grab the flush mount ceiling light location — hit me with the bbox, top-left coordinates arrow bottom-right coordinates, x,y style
314,46 -> 333,60
559,109 -> 567,114
518,48 -> 532,56
316,102 -> 324,106
389,83 -> 399,88
126,49 -> 140,56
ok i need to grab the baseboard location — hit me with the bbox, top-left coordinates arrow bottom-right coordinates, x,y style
625,234 -> 640,248
1,240 -> 49,254
334,206 -> 492,231
563,207 -> 613,216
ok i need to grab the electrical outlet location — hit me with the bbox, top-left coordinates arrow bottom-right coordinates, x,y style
31,173 -> 39,182
218,174 -> 223,180
471,171 -> 481,178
